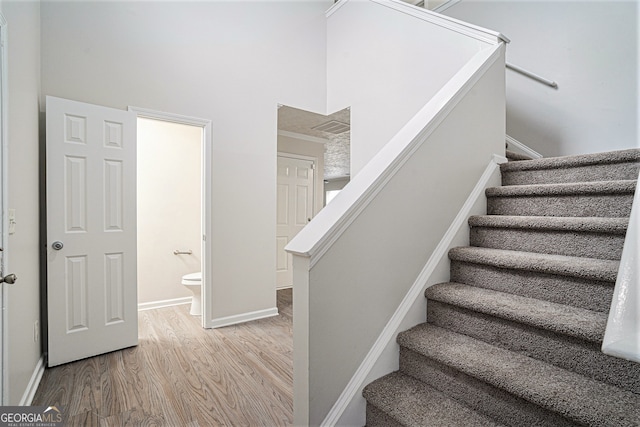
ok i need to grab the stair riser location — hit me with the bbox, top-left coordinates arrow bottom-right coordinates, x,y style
486,193 -> 633,217
366,404 -> 403,427
427,301 -> 640,393
450,261 -> 613,312
399,348 -> 577,427
469,227 -> 625,260
501,162 -> 640,186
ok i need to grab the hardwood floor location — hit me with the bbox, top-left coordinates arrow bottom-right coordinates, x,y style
33,289 -> 293,426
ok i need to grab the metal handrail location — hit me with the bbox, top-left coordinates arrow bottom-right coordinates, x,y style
506,62 -> 558,89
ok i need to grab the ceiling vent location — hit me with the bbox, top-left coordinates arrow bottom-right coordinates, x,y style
312,120 -> 350,134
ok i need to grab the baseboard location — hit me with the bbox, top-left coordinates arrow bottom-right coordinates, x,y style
324,157 -> 503,426
505,134 -> 543,159
19,356 -> 45,406
208,307 -> 279,329
138,297 -> 192,311
276,285 -> 293,291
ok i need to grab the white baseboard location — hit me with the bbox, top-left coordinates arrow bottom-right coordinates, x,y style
505,134 -> 543,159
208,307 -> 279,329
19,356 -> 45,406
138,296 -> 192,311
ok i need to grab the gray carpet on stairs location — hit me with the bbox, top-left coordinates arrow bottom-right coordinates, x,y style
363,148 -> 640,427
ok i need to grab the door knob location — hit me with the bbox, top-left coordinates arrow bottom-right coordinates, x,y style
0,274 -> 17,284
51,241 -> 64,250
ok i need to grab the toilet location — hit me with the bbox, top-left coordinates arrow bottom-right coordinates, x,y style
181,272 -> 202,316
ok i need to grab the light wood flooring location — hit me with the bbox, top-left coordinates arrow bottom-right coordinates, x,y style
32,289 -> 293,426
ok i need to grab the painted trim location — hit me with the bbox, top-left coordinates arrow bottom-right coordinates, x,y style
128,106 -> 214,330
602,168 -> 640,362
19,356 -> 44,406
505,134 -> 543,159
127,107 -> 211,128
286,44 -> 504,268
0,11 -> 8,406
208,307 -> 279,329
278,130 -> 329,145
329,0 -> 509,45
322,157 -> 503,426
326,0 -> 349,18
138,297 -> 192,312
432,0 -> 461,13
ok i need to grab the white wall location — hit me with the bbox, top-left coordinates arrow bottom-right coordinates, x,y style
327,0 -> 494,176
137,118 -> 201,305
40,1 -> 331,323
443,0 -> 639,156
0,0 -> 42,404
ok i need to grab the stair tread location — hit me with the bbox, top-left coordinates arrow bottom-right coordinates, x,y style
486,179 -> 637,197
426,282 -> 606,343
448,246 -> 619,282
398,324 -> 640,426
505,150 -> 534,161
500,148 -> 640,172
363,371 -> 504,427
468,215 -> 628,234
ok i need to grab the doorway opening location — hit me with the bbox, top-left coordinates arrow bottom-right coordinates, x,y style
275,105 -> 351,289
130,108 -> 213,328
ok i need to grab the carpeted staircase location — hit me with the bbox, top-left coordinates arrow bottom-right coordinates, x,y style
363,148 -> 640,426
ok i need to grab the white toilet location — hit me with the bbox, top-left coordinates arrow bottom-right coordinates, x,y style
182,272 -> 202,316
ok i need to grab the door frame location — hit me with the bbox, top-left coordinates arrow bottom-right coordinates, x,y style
128,107 -> 213,328
0,11 -> 8,405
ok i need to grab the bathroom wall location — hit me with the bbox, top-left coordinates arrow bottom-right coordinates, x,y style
137,118 -> 202,306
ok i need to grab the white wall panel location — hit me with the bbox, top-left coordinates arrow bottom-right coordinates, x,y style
64,156 -> 87,232
104,253 -> 124,325
0,0 -> 43,404
443,0 -> 639,156
327,0 -> 493,175
103,160 -> 123,232
41,1 -> 331,320
65,256 -> 88,333
64,115 -> 86,144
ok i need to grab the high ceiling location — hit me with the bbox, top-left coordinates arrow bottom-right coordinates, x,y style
277,105 -> 351,180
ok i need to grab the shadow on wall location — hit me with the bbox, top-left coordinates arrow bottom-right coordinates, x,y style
506,90 -> 565,158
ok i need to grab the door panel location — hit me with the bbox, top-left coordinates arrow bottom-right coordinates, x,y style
276,156 -> 314,288
46,96 -> 137,366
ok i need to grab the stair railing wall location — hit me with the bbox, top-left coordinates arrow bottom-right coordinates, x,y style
326,0 -> 509,177
602,168 -> 640,363
287,41 -> 507,427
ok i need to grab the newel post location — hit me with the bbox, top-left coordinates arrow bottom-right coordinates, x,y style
292,254 -> 311,426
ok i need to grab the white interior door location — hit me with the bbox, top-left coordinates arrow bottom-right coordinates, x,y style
46,96 -> 137,367
276,155 -> 314,288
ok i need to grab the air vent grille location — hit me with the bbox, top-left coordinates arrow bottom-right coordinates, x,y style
312,120 -> 350,134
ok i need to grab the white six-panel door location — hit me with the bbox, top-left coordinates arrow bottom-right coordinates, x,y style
46,96 -> 137,366
276,155 -> 314,288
